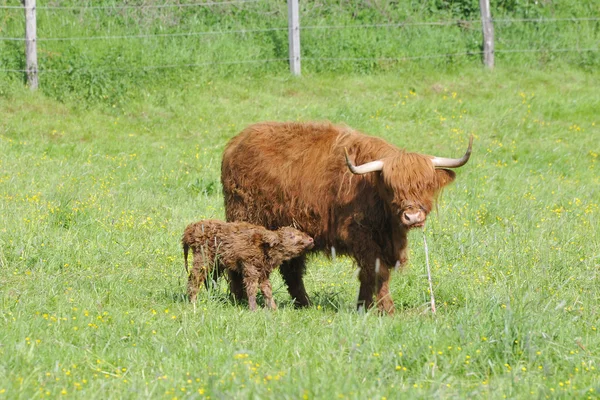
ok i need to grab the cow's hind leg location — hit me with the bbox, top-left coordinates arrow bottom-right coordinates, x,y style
280,255 -> 310,308
228,270 -> 247,302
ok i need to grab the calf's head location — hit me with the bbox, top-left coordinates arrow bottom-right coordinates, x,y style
345,136 -> 472,229
276,227 -> 314,255
254,227 -> 314,261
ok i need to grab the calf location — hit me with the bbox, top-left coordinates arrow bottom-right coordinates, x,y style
182,219 -> 314,310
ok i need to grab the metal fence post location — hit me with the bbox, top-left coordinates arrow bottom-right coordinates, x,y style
287,0 -> 301,76
480,0 -> 494,69
24,0 -> 38,89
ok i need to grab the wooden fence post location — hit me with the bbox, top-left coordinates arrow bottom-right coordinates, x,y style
479,0 -> 494,69
24,0 -> 38,89
287,0 -> 301,76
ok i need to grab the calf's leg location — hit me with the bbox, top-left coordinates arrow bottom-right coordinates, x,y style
260,278 -> 277,310
188,250 -> 208,303
243,275 -> 259,311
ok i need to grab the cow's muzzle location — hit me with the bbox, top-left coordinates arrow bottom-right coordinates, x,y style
401,209 -> 426,228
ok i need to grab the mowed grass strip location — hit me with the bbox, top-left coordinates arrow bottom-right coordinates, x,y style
0,67 -> 598,398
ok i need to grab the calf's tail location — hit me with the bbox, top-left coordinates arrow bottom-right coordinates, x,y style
183,241 -> 190,273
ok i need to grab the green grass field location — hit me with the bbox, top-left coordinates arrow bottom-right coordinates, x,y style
1,66 -> 599,398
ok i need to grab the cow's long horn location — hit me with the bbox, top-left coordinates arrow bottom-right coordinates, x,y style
344,147 -> 384,175
431,135 -> 473,168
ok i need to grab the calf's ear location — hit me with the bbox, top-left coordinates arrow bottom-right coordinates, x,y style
435,169 -> 456,189
251,232 -> 263,246
255,231 -> 278,248
264,232 -> 279,247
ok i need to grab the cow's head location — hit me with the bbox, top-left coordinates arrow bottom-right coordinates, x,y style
345,136 -> 472,229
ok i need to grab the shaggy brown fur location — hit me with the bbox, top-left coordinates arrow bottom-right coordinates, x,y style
182,219 -> 314,310
221,121 -> 470,314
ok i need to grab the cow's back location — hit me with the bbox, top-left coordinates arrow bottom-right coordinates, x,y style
222,122 -> 343,235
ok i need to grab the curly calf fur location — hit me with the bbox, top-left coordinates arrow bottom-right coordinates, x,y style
182,219 -> 313,310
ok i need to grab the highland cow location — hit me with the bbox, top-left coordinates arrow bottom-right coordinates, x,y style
182,219 -> 314,310
221,121 -> 472,314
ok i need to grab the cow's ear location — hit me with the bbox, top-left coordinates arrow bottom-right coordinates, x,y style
435,169 -> 456,189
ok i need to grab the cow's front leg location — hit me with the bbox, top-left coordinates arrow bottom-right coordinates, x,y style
357,267 -> 375,311
375,263 -> 394,314
383,220 -> 409,269
279,255 -> 310,307
356,258 -> 395,314
350,228 -> 396,314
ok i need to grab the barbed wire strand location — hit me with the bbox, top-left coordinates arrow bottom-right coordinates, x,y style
0,0 -> 263,10
493,17 -> 600,22
2,48 -> 596,74
40,27 -> 288,41
302,21 -> 472,30
0,28 -> 287,42
303,52 -> 483,62
0,57 -> 289,73
302,17 -> 600,30
495,47 -> 598,53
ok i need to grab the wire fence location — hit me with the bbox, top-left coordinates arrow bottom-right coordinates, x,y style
1,1 -> 598,76
3,17 -> 600,42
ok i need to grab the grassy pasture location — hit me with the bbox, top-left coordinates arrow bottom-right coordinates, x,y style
0,66 -> 599,398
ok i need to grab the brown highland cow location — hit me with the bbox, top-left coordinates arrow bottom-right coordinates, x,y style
221,121 -> 472,314
182,219 -> 314,310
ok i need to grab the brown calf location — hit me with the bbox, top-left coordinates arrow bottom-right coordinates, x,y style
182,219 -> 314,310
